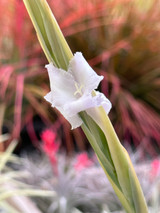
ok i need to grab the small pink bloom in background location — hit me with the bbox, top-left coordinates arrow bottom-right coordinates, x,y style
150,159 -> 160,178
41,129 -> 60,166
41,129 -> 56,147
41,129 -> 59,154
74,152 -> 93,171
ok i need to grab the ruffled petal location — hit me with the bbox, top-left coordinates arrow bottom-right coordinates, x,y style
68,52 -> 103,94
63,94 -> 99,117
93,91 -> 112,114
57,106 -> 83,129
66,115 -> 83,130
45,63 -> 77,106
63,91 -> 111,117
86,92 -> 112,120
44,91 -> 55,107
44,92 -> 83,129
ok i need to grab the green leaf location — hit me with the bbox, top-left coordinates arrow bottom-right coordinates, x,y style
0,140 -> 17,172
23,0 -> 73,69
80,112 -> 119,186
86,106 -> 148,212
128,160 -> 148,213
80,112 -> 135,213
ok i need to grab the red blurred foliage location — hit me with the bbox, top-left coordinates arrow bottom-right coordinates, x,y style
1,0 -> 160,157
0,0 -> 48,148
49,0 -> 160,156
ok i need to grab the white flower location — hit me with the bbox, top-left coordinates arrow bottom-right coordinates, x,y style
44,52 -> 111,129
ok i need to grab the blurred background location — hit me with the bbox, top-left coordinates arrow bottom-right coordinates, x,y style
1,0 -> 160,155
0,0 -> 160,212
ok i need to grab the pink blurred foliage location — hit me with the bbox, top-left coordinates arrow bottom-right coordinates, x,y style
14,0 -> 26,56
74,152 -> 93,171
0,0 -> 49,147
0,65 -> 14,100
0,0 -> 86,153
49,0 -> 160,157
12,74 -> 24,139
0,0 -> 160,157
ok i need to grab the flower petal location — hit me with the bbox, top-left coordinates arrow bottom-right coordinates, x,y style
44,92 -> 82,129
63,94 -> 100,117
86,92 -> 112,120
68,52 -> 103,93
45,92 -> 111,129
45,63 -> 77,106
63,91 -> 111,117
57,106 -> 83,129
44,91 -> 55,107
94,91 -> 112,114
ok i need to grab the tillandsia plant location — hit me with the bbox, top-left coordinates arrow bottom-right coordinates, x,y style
23,0 -> 148,212
0,139 -> 55,213
19,150 -> 160,213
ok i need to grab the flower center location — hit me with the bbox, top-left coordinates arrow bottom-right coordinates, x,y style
74,82 -> 84,96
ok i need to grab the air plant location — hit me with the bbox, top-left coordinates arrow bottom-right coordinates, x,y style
0,139 -> 55,213
20,149 -> 160,213
1,132 -> 156,213
23,0 -> 149,212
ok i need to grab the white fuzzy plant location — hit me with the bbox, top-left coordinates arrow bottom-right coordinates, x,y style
19,152 -> 160,213
0,137 -> 55,213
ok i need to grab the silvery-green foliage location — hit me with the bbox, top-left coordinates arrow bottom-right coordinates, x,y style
20,151 -> 160,213
0,141 -> 46,213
